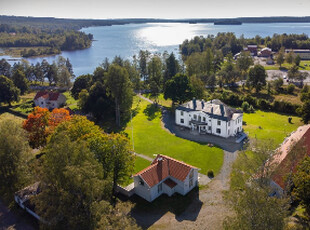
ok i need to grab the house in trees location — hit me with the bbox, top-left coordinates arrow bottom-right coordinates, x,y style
134,154 -> 198,202
244,45 -> 258,56
258,47 -> 272,58
270,124 -> 310,197
15,182 -> 42,221
175,99 -> 243,138
34,91 -> 67,110
285,49 -> 310,60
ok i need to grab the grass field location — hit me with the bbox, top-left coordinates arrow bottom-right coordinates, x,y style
143,93 -> 172,107
125,96 -> 224,175
63,91 -> 78,110
264,61 -> 310,71
134,156 -> 151,173
243,110 -> 303,147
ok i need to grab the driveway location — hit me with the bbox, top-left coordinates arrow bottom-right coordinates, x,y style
132,150 -> 238,230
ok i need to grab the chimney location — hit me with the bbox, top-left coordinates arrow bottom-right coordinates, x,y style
193,98 -> 197,110
220,104 -> 225,116
201,100 -> 205,109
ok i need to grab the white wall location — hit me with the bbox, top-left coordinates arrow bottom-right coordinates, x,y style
134,176 -> 152,202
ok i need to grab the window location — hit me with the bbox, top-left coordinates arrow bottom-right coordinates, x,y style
208,126 -> 211,131
41,102 -> 43,105
194,115 -> 197,120
181,111 -> 184,116
203,117 -> 206,122
189,178 -> 193,187
180,119 -> 184,124
139,180 -> 144,186
158,183 -> 162,193
228,121 -> 230,126
217,120 -> 221,126
228,130 -> 230,135
216,128 -> 221,134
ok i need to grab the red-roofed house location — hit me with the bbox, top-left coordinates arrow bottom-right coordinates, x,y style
34,91 -> 67,110
134,154 -> 198,202
270,125 -> 310,197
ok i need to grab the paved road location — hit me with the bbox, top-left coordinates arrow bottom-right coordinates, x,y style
0,199 -> 35,230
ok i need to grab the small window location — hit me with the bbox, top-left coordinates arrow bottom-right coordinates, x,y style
228,130 -> 230,135
139,180 -> 144,186
181,111 -> 184,116
158,183 -> 162,193
228,121 -> 230,126
217,120 -> 221,126
194,115 -> 197,120
189,178 -> 193,187
216,128 -> 221,134
41,102 -> 43,105
180,119 -> 184,124
208,126 -> 211,130
203,117 -> 206,122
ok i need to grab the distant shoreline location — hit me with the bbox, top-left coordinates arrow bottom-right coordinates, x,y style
1,15 -> 310,30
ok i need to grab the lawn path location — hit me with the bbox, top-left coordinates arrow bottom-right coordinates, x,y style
137,93 -> 156,104
135,152 -> 153,161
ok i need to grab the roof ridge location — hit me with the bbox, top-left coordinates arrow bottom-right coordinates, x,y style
158,154 -> 198,169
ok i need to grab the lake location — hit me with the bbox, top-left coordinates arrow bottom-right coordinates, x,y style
4,22 -> 310,76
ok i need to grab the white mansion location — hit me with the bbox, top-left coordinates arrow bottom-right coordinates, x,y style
175,99 -> 243,138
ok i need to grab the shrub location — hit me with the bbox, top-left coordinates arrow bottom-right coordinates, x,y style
207,170 -> 214,178
287,84 -> 295,94
249,105 -> 255,113
241,101 -> 250,112
258,99 -> 271,111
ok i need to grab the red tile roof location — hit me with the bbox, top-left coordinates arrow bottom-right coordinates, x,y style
34,91 -> 61,101
272,125 -> 310,189
134,154 -> 196,188
164,178 -> 177,188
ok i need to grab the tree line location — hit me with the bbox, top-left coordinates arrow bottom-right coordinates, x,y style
0,57 -> 74,106
0,108 -> 140,229
0,26 -> 93,57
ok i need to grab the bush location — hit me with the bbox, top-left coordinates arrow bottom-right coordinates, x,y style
207,170 -> 214,178
258,99 -> 271,111
249,105 -> 255,113
273,100 -> 300,115
243,95 -> 257,108
287,84 -> 295,94
241,101 -> 250,112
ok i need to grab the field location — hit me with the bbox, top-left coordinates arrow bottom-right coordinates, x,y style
63,91 -> 78,110
264,60 -> 310,71
125,96 -> 224,175
243,110 -> 303,147
143,93 -> 172,107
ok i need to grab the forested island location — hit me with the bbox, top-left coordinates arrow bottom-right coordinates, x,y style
1,15 -> 310,58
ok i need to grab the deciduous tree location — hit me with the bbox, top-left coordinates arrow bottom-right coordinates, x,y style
0,75 -> 20,106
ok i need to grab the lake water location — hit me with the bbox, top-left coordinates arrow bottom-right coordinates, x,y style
3,22 -> 310,76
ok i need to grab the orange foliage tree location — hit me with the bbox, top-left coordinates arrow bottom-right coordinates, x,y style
23,107 -> 71,148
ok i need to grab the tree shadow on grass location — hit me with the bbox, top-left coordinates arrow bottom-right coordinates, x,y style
143,104 -> 161,121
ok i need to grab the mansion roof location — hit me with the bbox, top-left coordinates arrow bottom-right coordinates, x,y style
177,99 -> 242,121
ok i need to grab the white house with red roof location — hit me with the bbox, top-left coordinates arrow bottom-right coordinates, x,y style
34,91 -> 67,110
133,154 -> 198,202
270,124 -> 310,197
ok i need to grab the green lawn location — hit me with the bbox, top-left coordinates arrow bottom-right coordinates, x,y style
134,156 -> 151,173
264,61 -> 310,71
125,96 -> 224,175
243,110 -> 303,147
63,91 -> 78,110
143,93 -> 172,107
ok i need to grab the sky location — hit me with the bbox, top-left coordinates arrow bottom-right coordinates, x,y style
1,0 -> 310,19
